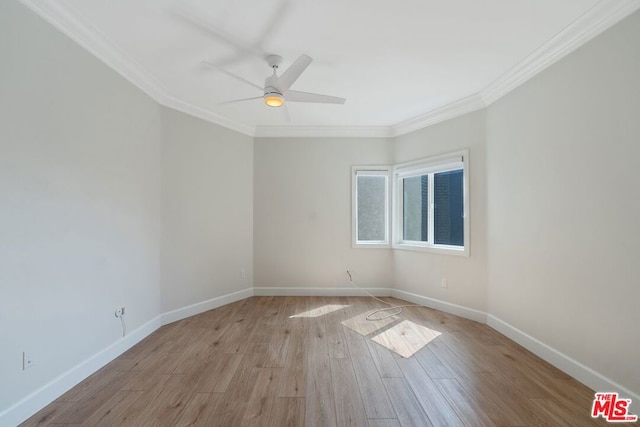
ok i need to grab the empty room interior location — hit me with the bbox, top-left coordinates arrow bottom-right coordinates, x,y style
2,0 -> 640,426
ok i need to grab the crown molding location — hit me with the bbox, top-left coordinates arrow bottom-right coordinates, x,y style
480,0 -> 640,106
254,125 -> 393,138
161,95 -> 255,136
391,94 -> 486,137
18,0 -> 640,139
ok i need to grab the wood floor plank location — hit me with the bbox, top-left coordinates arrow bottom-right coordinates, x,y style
277,316 -> 306,398
326,306 -> 349,359
109,374 -> 173,426
414,346 -> 456,379
120,359 -> 174,391
138,374 -> 192,427
368,419 -> 402,427
433,378 -> 496,427
78,390 -> 143,427
428,340 -> 527,426
21,296 -> 615,427
529,397 -> 580,427
382,377 -> 433,427
54,364 -> 126,403
343,329 -> 397,419
365,339 -> 403,378
475,371 -> 593,427
258,326 -> 292,368
173,392 -> 221,427
19,403 -> 66,426
186,352 -> 243,393
305,312 -> 337,427
221,298 -> 269,355
268,397 -> 305,427
200,352 -> 264,426
45,371 -> 130,424
438,333 -> 498,373
242,368 -> 282,426
395,357 -> 462,426
330,358 -> 369,427
121,351 -> 182,389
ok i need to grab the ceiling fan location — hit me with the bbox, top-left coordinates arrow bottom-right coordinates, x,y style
204,54 -> 346,108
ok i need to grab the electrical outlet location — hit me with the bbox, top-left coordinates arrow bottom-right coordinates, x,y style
240,269 -> 246,279
115,307 -> 125,318
22,352 -> 33,370
441,278 -> 448,288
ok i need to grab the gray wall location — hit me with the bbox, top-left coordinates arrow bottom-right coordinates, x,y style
486,10 -> 640,394
161,108 -> 254,312
254,137 -> 394,289
0,0 -> 162,412
393,111 -> 489,311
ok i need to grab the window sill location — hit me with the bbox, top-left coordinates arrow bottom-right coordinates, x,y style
392,243 -> 469,257
353,242 -> 391,249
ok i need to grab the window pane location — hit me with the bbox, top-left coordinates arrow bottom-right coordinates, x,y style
434,169 -> 463,246
403,175 -> 428,242
357,175 -> 386,242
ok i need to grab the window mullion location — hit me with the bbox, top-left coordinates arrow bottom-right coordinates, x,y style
398,177 -> 404,243
428,172 -> 435,245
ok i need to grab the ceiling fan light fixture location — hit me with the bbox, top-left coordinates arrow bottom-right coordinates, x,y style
264,89 -> 284,107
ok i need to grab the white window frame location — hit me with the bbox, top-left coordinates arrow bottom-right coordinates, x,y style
392,149 -> 469,256
352,166 -> 391,248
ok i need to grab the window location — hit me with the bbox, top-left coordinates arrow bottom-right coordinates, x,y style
352,167 -> 390,247
352,150 -> 468,255
393,150 -> 468,255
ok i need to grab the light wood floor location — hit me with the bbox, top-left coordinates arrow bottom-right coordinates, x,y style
21,296 -> 635,426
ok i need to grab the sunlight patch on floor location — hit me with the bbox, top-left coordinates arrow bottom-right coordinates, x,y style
289,304 -> 349,318
340,311 -> 399,336
371,320 -> 441,358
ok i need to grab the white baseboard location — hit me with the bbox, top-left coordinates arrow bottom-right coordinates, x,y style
0,315 -> 161,427
160,287 -> 254,325
486,314 -> 639,402
253,286 -> 392,297
390,289 -> 487,323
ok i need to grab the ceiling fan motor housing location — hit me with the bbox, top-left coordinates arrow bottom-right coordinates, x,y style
264,83 -> 284,107
263,70 -> 284,106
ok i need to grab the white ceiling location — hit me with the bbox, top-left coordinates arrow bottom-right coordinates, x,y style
20,0 -> 640,137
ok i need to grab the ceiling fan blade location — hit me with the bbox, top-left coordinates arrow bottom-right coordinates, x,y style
210,52 -> 250,69
275,54 -> 313,92
260,0 -> 291,43
172,4 -> 259,58
219,96 -> 263,105
201,61 -> 263,92
281,103 -> 291,122
286,90 -> 346,104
